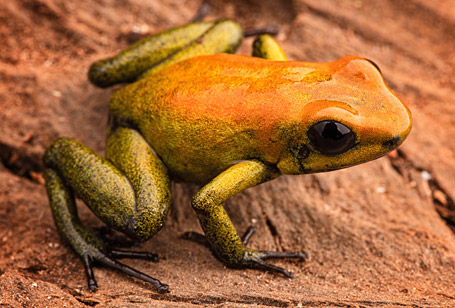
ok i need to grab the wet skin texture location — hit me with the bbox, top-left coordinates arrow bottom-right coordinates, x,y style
43,20 -> 412,292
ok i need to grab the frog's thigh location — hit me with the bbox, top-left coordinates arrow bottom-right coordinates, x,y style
44,128 -> 171,242
191,160 -> 276,264
106,127 -> 171,239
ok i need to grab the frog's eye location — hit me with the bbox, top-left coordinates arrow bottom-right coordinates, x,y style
307,120 -> 356,156
365,58 -> 382,75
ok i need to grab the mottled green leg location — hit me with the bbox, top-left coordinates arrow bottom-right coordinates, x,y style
89,19 -> 244,87
191,160 -> 307,277
43,127 -> 171,292
88,21 -> 215,87
139,20 -> 243,79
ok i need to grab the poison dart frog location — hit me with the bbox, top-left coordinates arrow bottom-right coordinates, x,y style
43,20 -> 412,292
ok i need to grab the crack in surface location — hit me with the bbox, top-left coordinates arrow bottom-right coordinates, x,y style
74,296 -> 99,307
428,179 -> 455,230
148,293 -> 290,307
388,150 -> 455,233
114,292 -> 433,307
0,141 -> 43,183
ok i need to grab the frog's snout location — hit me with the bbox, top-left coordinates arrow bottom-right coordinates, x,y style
382,136 -> 401,149
382,104 -> 412,151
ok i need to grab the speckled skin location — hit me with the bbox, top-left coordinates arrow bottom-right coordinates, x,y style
111,54 -> 411,183
43,19 -> 412,292
88,21 -> 215,87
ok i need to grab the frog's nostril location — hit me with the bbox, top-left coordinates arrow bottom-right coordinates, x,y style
383,136 -> 400,148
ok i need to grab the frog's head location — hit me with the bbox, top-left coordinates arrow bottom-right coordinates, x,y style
277,56 -> 412,174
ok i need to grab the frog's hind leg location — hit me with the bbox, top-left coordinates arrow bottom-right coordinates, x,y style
88,21 -> 215,87
43,127 -> 171,292
138,20 -> 244,79
89,19 -> 244,87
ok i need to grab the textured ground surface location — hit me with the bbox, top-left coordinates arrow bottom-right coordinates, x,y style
1,0 -> 455,307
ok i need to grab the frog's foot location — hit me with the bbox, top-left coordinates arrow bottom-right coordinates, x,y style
82,246 -> 168,292
238,226 -> 308,278
182,225 -> 307,277
43,166 -> 170,293
239,249 -> 308,278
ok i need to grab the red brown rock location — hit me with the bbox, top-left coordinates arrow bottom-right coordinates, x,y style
1,0 -> 455,306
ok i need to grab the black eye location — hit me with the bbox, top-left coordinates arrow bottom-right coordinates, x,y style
365,58 -> 382,74
307,120 -> 356,155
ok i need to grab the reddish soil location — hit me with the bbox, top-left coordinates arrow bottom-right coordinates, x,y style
1,0 -> 455,307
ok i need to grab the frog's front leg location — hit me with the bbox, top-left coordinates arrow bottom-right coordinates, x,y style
43,127 -> 170,292
192,160 -> 307,277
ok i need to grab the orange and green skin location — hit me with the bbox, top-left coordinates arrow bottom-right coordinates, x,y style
43,19 -> 412,288
111,54 -> 411,183
44,129 -> 170,243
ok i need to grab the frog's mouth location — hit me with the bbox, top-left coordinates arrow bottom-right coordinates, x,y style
280,132 -> 405,175
290,144 -> 310,174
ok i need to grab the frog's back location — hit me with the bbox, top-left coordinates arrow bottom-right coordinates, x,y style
109,54 -> 311,183
110,54 -> 316,125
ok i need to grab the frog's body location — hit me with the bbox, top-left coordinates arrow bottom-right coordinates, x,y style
43,20 -> 412,293
112,54 -> 410,183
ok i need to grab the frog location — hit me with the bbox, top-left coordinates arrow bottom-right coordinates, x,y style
43,19 -> 412,293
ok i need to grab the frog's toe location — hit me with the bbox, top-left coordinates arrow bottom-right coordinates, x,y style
241,249 -> 308,278
241,225 -> 257,246
82,247 -> 169,293
110,249 -> 159,262
82,254 -> 98,290
240,225 -> 308,277
97,253 -> 169,293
